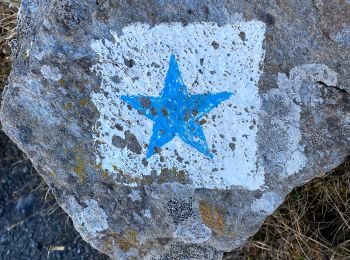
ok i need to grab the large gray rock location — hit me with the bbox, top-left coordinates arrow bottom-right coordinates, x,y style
1,0 -> 349,259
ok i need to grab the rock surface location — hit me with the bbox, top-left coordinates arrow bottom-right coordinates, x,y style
1,0 -> 349,259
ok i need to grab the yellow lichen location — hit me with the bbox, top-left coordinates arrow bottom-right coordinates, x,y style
74,156 -> 85,183
95,162 -> 102,170
58,78 -> 65,86
117,229 -> 139,252
102,232 -> 118,253
64,101 -> 72,110
199,200 -> 226,234
23,50 -> 29,60
101,171 -> 109,179
73,146 -> 86,183
78,98 -> 89,106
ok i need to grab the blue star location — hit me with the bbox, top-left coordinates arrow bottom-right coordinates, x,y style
121,54 -> 233,159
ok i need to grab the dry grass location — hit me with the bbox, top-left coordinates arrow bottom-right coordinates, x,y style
1,1 -> 350,259
0,0 -> 19,91
226,157 -> 350,259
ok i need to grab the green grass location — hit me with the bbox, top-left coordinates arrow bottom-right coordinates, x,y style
1,1 -> 350,259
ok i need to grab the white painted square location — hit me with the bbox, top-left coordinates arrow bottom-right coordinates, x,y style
91,21 -> 266,190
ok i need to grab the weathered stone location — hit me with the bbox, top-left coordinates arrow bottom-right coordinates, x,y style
1,0 -> 349,259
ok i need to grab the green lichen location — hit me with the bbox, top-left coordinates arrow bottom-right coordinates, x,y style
72,146 -> 86,183
102,164 -> 189,186
58,78 -> 65,86
23,50 -> 29,60
78,98 -> 89,106
64,101 -> 72,110
158,168 -> 188,184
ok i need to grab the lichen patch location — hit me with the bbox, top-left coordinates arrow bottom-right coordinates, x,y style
40,65 -> 62,81
66,197 -> 108,238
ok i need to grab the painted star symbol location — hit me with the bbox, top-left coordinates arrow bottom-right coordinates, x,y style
121,54 -> 233,159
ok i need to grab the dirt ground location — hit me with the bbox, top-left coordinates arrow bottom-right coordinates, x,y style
1,1 -> 350,259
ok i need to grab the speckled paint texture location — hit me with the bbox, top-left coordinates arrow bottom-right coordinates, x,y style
0,0 -> 349,259
91,21 -> 268,190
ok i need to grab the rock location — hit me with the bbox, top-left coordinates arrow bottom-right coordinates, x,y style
1,0 -> 349,259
